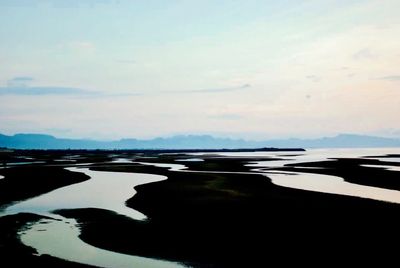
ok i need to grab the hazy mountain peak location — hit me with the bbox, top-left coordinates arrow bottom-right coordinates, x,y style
0,133 -> 399,150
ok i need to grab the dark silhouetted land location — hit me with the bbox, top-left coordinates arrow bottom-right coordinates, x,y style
0,149 -> 399,267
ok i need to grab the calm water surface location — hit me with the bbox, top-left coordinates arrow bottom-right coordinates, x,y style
1,167 -> 187,268
1,148 -> 399,267
21,216 -> 185,268
192,148 -> 400,203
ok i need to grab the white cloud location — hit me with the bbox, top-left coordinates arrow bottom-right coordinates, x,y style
2,1 -> 400,139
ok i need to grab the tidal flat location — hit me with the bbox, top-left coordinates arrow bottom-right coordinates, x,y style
0,148 -> 400,267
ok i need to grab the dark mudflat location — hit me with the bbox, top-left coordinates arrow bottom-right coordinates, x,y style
72,162 -> 400,267
1,150 -> 400,267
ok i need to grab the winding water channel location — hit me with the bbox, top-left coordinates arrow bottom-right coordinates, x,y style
192,148 -> 400,203
2,167 -> 187,268
0,148 -> 399,267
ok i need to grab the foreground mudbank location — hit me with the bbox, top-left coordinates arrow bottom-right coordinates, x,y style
0,166 -> 89,208
0,149 -> 400,267
89,170 -> 400,266
3,168 -> 166,220
20,212 -> 185,268
0,165 -> 98,267
0,213 -> 98,268
2,165 -> 187,268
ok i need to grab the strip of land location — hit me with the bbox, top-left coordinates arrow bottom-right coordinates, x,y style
1,150 -> 400,267
0,165 -> 95,267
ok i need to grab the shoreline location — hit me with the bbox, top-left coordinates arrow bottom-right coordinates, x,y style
0,165 -> 94,267
1,150 -> 400,266
279,158 -> 400,191
83,159 -> 400,266
0,213 -> 96,268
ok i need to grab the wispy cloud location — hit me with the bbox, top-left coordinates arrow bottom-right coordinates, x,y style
0,86 -> 97,96
168,84 -> 251,94
353,48 -> 377,60
378,75 -> 400,81
195,84 -> 251,93
1,76 -> 140,97
8,76 -> 34,82
7,76 -> 34,87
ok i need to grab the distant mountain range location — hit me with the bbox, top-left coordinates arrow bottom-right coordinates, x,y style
0,133 -> 400,150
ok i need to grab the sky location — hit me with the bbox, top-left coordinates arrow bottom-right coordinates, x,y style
1,0 -> 400,140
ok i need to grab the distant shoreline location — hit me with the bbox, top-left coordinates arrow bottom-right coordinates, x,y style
2,133 -> 400,149
1,147 -> 305,153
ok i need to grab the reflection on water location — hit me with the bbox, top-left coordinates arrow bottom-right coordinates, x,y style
112,158 -> 134,163
195,148 -> 400,159
2,148 -> 400,268
2,167 -> 187,268
265,171 -> 400,204
210,148 -> 400,168
361,164 -> 400,172
176,158 -> 204,162
20,217 -> 185,268
136,162 -> 187,172
243,148 -> 400,204
145,149 -> 400,205
4,161 -> 46,166
54,159 -> 76,162
4,168 -> 167,220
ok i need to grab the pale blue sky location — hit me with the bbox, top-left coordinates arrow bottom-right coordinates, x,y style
1,0 -> 400,139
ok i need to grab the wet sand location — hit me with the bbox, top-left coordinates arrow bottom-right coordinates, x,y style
84,159 -> 400,266
280,158 -> 400,190
1,150 -> 400,267
0,166 -> 95,267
